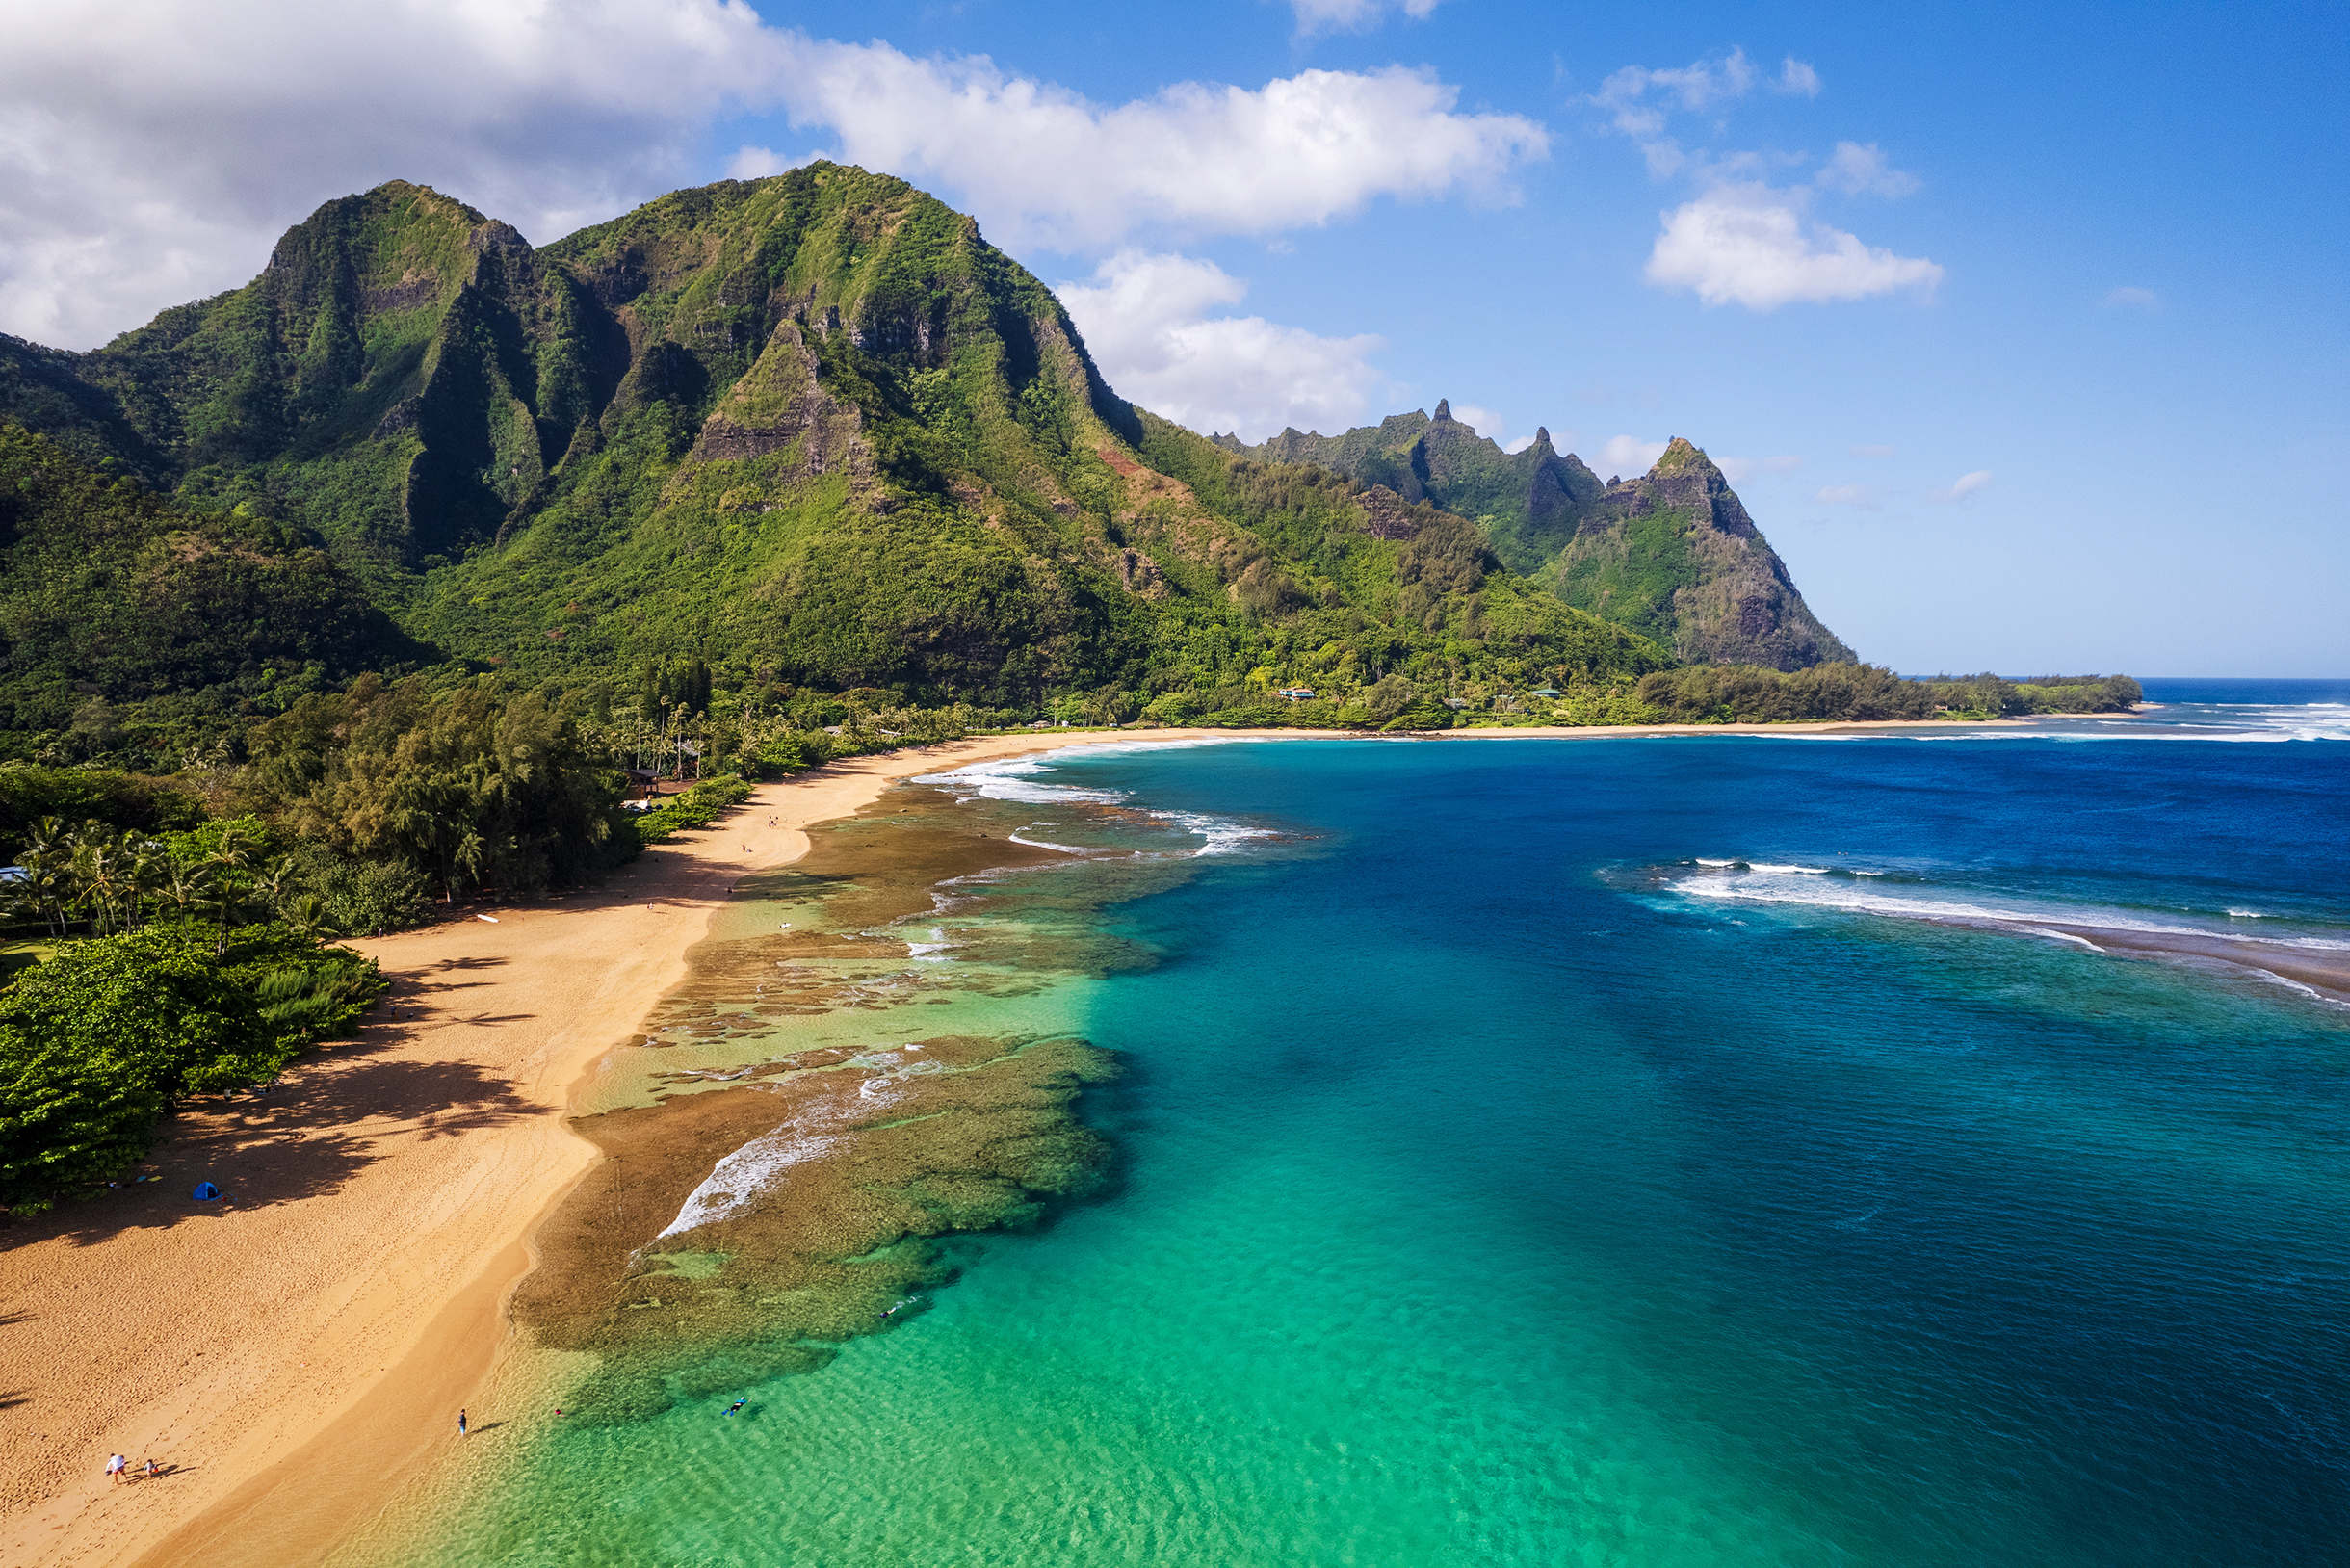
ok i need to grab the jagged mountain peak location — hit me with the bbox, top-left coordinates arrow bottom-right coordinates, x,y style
1649,435 -> 1718,480
1217,408 -> 1847,669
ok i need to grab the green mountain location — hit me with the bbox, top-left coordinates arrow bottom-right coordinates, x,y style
0,166 -> 1674,753
0,423 -> 414,759
1216,403 -> 1853,670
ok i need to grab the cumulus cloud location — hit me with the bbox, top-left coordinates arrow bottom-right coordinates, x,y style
1596,434 -> 1670,476
0,0 -> 1545,347
1596,48 -> 1938,312
1646,184 -> 1944,308
1056,251 -> 1385,442
779,53 -> 1544,253
2104,285 -> 2160,310
1929,470 -> 1994,503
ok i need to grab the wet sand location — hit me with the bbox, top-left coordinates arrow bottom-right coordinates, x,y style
0,730 -> 1263,1568
2024,922 -> 2350,1006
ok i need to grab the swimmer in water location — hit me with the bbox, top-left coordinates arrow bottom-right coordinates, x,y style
725,1398 -> 746,1415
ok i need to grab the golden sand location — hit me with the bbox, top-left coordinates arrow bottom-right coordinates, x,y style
0,730 -> 1253,1568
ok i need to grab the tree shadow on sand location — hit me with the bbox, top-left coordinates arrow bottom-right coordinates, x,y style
17,1046 -> 533,1249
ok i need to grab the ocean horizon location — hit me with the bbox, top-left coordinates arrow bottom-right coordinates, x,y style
337,683 -> 2347,1567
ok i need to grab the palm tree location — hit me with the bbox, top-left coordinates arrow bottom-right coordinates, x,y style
278,892 -> 335,941
204,823 -> 263,952
252,854 -> 300,918
159,859 -> 217,927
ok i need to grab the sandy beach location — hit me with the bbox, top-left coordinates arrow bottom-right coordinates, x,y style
0,713 -> 2131,1567
0,729 -> 1270,1568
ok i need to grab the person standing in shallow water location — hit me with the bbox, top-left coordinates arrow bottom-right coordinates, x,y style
457,1408 -> 467,1438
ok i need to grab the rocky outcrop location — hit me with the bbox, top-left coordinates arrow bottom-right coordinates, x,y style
1551,439 -> 1852,669
684,319 -> 876,497
1224,411 -> 1851,669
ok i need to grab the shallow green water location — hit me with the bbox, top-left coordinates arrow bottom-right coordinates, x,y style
337,734 -> 2350,1567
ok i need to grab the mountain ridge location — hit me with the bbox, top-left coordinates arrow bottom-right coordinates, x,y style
0,165 -> 1690,764
1214,405 -> 1852,669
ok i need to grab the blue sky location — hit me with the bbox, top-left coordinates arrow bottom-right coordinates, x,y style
2,1 -> 2342,672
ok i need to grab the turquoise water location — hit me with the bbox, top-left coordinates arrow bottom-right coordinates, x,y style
352,712 -> 2348,1567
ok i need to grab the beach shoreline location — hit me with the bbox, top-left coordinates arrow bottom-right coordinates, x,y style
0,730 -> 1251,1568
0,715 -> 2137,1568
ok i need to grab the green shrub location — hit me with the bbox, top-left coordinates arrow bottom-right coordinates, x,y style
630,775 -> 754,847
0,921 -> 385,1212
292,847 -> 431,934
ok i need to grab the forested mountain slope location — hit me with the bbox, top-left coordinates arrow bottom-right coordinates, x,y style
0,166 -> 1669,738
1219,404 -> 1853,670
0,425 -> 416,766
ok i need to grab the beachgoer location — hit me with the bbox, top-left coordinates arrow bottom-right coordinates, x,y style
143,1458 -> 159,1479
554,1408 -> 563,1418
725,1398 -> 745,1415
457,1408 -> 468,1438
106,1454 -> 127,1484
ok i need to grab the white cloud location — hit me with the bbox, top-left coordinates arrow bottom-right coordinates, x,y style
1775,57 -> 1822,96
1596,434 -> 1669,476
1815,483 -> 1885,508
1929,470 -> 1994,503
1817,142 -> 1920,196
788,53 -> 1546,253
1502,435 -> 1536,455
1598,48 -> 1760,122
0,0 -> 1546,347
1595,49 -> 1935,314
1449,402 -> 1509,441
1646,184 -> 1944,308
727,145 -> 830,179
1291,0 -> 1442,34
1717,454 -> 1803,482
2104,285 -> 2160,310
1056,251 -> 1385,442
1850,443 -> 1895,457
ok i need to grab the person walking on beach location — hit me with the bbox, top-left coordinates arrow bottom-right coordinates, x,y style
457,1408 -> 468,1438
106,1454 -> 127,1484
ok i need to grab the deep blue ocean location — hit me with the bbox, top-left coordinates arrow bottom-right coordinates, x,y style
355,684 -> 2349,1568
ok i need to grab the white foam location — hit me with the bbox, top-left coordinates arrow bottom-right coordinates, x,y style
659,1123 -> 839,1238
914,755 -> 1127,805
1008,830 -> 1091,853
1680,864 -> 2350,950
2024,927 -> 2106,952
1153,810 -> 1281,856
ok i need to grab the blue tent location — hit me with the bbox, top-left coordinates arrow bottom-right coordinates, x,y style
193,1182 -> 220,1201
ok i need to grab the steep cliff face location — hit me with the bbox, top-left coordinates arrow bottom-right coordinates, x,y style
1548,439 -> 1853,670
1219,408 -> 1850,669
